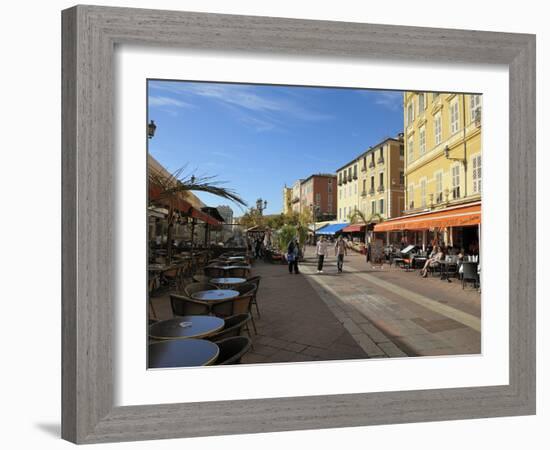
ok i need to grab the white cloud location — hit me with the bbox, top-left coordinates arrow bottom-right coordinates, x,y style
149,96 -> 193,108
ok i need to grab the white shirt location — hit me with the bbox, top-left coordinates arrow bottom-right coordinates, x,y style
316,241 -> 328,256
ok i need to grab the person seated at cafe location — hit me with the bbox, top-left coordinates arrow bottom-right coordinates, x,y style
420,246 -> 444,278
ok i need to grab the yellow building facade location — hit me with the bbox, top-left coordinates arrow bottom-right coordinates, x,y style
374,92 -> 482,249
336,159 -> 360,222
404,91 -> 482,212
337,134 -> 404,223
282,186 -> 292,214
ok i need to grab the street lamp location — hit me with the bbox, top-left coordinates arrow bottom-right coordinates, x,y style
256,198 -> 267,215
147,120 -> 157,139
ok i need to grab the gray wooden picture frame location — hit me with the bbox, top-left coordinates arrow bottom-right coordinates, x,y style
61,5 -> 536,444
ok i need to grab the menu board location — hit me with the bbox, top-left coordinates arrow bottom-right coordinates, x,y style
371,239 -> 384,266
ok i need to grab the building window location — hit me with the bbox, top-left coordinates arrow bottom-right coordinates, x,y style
434,113 -> 442,145
362,179 -> 366,192
354,164 -> 357,178
419,93 -> 425,112
420,179 -> 427,207
407,100 -> 414,125
370,176 -> 375,191
407,136 -> 414,162
419,126 -> 426,155
450,99 -> 459,134
408,184 -> 414,209
354,183 -> 357,194
343,207 -> 347,219
371,201 -> 376,215
399,171 -> 404,185
435,171 -> 443,203
470,95 -> 481,123
315,193 -> 321,204
473,154 -> 482,193
379,199 -> 384,215
400,146 -> 404,157
452,164 -> 461,199
339,208 -> 341,220
379,172 -> 384,188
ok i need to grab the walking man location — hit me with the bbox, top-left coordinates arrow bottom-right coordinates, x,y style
287,237 -> 300,274
334,235 -> 347,273
316,236 -> 328,273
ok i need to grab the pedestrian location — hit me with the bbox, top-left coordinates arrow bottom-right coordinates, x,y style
334,235 -> 347,273
316,236 -> 328,273
287,237 -> 300,274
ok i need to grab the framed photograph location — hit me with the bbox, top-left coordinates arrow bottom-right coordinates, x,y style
62,5 -> 536,444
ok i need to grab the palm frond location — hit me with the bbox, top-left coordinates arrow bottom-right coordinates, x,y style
149,166 -> 247,207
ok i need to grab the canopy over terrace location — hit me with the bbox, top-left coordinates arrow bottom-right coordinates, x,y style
373,202 -> 481,233
316,222 -> 349,236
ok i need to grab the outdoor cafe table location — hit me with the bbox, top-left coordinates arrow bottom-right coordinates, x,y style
209,277 -> 247,288
149,315 -> 224,340
148,339 -> 219,368
191,289 -> 240,303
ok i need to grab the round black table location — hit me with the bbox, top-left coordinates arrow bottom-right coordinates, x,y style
209,277 -> 247,288
148,339 -> 219,368
149,316 -> 224,340
191,289 -> 240,302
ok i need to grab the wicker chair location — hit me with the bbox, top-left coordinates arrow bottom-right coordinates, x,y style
169,293 -> 210,316
226,267 -> 250,278
461,262 -> 479,289
214,336 -> 252,365
204,266 -> 225,278
207,313 -> 251,342
184,282 -> 219,297
246,276 -> 262,318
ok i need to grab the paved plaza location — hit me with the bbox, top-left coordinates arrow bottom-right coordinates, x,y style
150,247 -> 481,364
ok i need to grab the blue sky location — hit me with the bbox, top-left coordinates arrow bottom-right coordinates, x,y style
148,80 -> 404,216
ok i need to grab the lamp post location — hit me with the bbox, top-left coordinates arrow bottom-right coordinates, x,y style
256,198 -> 268,215
310,203 -> 320,243
147,120 -> 157,139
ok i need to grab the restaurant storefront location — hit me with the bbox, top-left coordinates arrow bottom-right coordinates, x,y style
373,202 -> 481,252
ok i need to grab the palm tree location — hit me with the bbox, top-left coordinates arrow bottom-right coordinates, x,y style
348,209 -> 385,247
149,166 -> 247,262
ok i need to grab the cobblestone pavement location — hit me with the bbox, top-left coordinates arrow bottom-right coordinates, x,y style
150,247 -> 481,364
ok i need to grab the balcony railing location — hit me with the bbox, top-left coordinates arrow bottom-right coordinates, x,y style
377,185 -> 385,193
353,173 -> 358,180
377,156 -> 385,164
369,161 -> 375,168
369,188 -> 375,195
361,190 -> 367,197
361,165 -> 367,172
338,180 -> 343,186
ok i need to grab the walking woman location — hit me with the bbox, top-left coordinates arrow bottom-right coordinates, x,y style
287,237 -> 300,274
334,235 -> 347,273
316,236 -> 328,273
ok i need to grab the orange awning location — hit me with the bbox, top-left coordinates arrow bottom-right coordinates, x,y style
374,203 -> 481,232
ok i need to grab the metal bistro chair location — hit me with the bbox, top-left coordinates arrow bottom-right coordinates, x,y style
169,293 -> 210,316
207,313 -> 251,342
461,261 -> 479,289
214,336 -> 252,365
184,282 -> 219,297
246,276 -> 262,318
